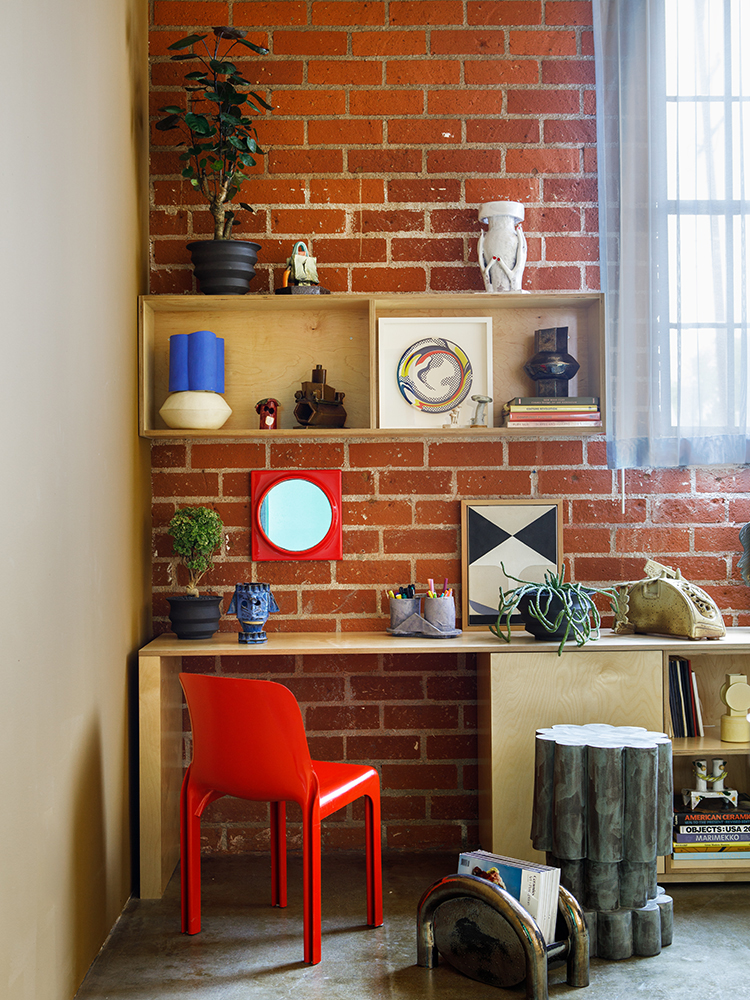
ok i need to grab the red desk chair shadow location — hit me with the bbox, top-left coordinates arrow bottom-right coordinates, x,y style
179,673 -> 383,965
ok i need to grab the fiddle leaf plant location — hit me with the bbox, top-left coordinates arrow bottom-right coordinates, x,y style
167,506 -> 226,598
156,26 -> 273,240
489,564 -> 620,656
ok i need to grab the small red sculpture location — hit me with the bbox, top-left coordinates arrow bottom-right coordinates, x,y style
256,397 -> 279,430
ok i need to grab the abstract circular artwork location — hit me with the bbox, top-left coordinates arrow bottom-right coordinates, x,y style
396,338 -> 473,413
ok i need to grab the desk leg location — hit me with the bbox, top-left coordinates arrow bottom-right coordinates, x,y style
139,653 -> 183,898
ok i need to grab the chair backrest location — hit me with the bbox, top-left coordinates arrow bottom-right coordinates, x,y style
179,674 -> 315,805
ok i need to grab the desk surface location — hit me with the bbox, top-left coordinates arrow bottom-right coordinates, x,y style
139,627 -> 750,658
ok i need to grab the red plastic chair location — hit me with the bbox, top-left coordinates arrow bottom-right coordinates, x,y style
179,673 -> 383,965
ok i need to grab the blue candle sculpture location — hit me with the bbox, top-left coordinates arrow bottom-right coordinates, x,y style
228,582 -> 280,643
159,329 -> 232,429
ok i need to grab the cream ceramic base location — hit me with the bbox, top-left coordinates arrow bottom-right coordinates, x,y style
159,390 -> 232,430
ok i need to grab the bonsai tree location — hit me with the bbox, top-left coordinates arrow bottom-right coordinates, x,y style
168,506 -> 225,597
490,564 -> 620,656
156,26 -> 273,240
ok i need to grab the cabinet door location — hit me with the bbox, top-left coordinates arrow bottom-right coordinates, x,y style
477,649 -> 663,863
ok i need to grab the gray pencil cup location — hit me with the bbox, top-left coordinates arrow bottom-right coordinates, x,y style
424,596 -> 456,632
390,597 -> 421,630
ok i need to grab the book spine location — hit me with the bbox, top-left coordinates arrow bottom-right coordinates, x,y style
508,396 -> 599,406
506,405 -> 600,413
672,849 -> 750,859
505,412 -> 601,421
504,420 -> 603,428
678,824 -> 750,835
674,832 -> 750,843
674,813 -> 750,824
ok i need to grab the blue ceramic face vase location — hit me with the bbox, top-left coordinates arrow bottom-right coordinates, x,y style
228,583 -> 280,643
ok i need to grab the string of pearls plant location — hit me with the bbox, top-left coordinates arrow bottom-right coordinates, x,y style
490,564 -> 623,656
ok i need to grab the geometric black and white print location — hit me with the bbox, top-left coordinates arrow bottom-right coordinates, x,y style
466,503 -> 559,626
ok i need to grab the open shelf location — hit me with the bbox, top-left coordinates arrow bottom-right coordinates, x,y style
139,292 -> 605,438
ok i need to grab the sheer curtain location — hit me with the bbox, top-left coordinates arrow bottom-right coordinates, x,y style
593,0 -> 749,468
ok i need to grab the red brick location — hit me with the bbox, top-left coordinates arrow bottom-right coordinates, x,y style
429,441 -> 504,467
696,526 -> 747,551
220,473 -> 251,498
544,119 -> 597,143
342,470 -> 377,496
537,468 -> 613,495
583,90 -> 597,115
469,0 -> 541,22
427,89 -> 503,116
466,118 -> 540,143
572,498 -> 647,524
465,176 -> 540,203
385,704 -> 459,729
542,58 -> 596,86
351,90 -> 424,116
507,148 -> 580,175
149,268 -> 193,294
426,734 -> 477,759
729,499 -> 750,522
308,59 -> 383,85
268,441 -> 345,468
190,443 -> 264,469
545,236 -> 599,261
391,238 -> 464,262
349,442 -> 425,468
343,530 -> 380,556
336,558 -> 413,586
312,1 -> 385,24
390,1 -> 463,24
388,119 -> 461,145
274,31 -> 348,56
274,88 -> 346,115
431,794 -> 479,820
308,119 -> 383,145
427,150 -> 504,174
509,29 -> 577,56
270,208 -> 347,234
616,527 -> 691,553
269,151 -> 342,175
507,439 -> 584,466
652,498 -> 726,524
524,206 -> 581,233
381,763 -> 457,789
310,179 -> 383,204
309,238 -> 384,264
352,31 -> 426,56
507,89 -> 580,115
388,824 -> 463,848
258,120 -> 306,146
345,499 -> 414,527
431,30 -> 506,55
254,561 -> 333,586
303,588 -> 378,614
524,265 -> 582,290
351,677 -> 424,701
573,556 -> 644,584
384,527 -> 458,554
152,472 -> 220,497
624,468 -> 691,493
360,209 -> 424,234
386,59 -> 461,86
707,585 -> 750,611
234,2 -> 308,25
153,2 -> 229,27
300,654 -> 379,674
431,267 -> 486,292
426,676 -> 477,701
430,208 -> 484,233
306,705 -> 380,730
388,179 -> 462,203
456,470 -> 533,495
151,443 -> 187,468
379,470 -> 453,495
545,177 -> 598,204
465,59 -> 539,86
382,796 -> 427,820
546,1 -> 594,26
352,267 -> 427,292
695,469 -> 750,493
349,150 -> 422,174
415,500 -> 461,525
150,209 -> 188,237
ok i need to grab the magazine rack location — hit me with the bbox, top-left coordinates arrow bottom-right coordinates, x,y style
416,874 -> 589,1000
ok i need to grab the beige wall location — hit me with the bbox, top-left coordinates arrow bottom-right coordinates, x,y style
0,0 -> 150,997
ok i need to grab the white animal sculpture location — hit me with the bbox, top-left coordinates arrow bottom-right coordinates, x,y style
477,201 -> 527,292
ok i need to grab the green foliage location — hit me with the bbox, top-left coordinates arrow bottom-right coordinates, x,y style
155,26 -> 273,239
489,564 -> 620,656
168,506 -> 225,597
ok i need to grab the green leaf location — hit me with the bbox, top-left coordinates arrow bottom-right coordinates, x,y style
249,90 -> 273,111
184,113 -> 213,135
155,115 -> 181,131
239,153 -> 257,167
158,105 -> 183,115
184,71 -> 209,81
209,59 -> 237,75
168,34 -> 207,50
170,53 -> 196,61
213,26 -> 246,41
237,38 -> 269,55
238,202 -> 255,212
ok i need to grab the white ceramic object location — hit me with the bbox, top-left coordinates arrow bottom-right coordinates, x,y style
159,390 -> 232,430
477,201 -> 527,292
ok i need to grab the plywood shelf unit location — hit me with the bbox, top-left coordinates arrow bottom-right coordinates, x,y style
139,292 -> 605,438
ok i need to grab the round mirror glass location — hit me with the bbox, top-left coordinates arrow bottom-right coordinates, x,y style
259,478 -> 333,552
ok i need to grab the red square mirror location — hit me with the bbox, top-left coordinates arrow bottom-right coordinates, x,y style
251,469 -> 343,561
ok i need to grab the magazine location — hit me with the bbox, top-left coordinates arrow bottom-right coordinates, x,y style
458,850 -> 560,943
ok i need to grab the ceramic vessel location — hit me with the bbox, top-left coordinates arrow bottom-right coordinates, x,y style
159,390 -> 232,430
187,239 -> 261,295
477,201 -> 527,292
167,594 -> 222,640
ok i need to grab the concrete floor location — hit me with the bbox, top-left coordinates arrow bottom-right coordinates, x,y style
75,852 -> 750,1000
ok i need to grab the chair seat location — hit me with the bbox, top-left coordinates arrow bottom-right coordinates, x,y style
315,761 -> 380,815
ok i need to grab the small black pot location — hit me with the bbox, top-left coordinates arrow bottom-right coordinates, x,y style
167,595 -> 222,640
516,590 -> 590,641
187,240 -> 261,295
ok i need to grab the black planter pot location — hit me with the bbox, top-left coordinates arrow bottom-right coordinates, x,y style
187,240 -> 261,295
167,595 -> 222,640
516,590 -> 590,641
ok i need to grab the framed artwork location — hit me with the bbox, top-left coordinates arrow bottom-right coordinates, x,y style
377,316 -> 493,429
460,499 -> 563,631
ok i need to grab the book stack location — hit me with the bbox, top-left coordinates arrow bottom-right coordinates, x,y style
667,657 -> 704,737
458,849 -> 560,943
673,794 -> 750,860
503,396 -> 601,429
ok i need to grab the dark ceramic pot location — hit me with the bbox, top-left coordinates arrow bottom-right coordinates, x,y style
516,590 -> 590,641
167,595 -> 222,640
187,240 -> 261,295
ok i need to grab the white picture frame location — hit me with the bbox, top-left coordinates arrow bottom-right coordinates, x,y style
377,316 -> 493,429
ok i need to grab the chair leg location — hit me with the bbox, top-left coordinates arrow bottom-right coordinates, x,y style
270,800 -> 287,908
303,807 -> 323,965
365,792 -> 383,927
180,774 -> 203,935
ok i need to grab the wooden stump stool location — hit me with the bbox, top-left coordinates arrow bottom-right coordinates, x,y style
531,723 -> 674,960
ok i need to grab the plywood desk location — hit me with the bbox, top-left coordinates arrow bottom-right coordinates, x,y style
138,628 -> 750,897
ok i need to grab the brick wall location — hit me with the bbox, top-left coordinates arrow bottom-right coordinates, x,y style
149,1 -> 750,855
149,0 -> 598,293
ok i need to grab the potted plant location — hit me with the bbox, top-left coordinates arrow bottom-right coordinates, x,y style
156,26 -> 274,294
490,564 -> 620,656
166,506 -> 226,639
